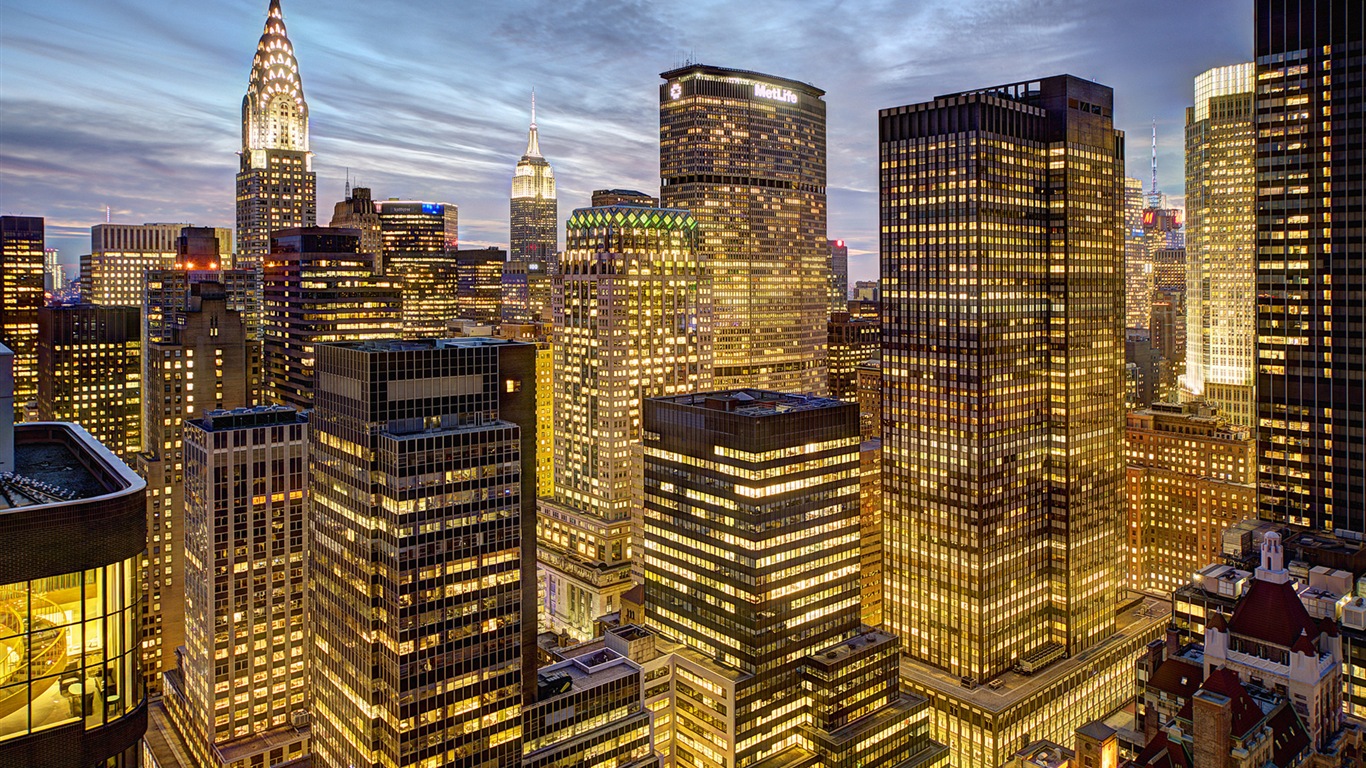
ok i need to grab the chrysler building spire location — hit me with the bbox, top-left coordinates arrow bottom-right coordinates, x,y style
236,0 -> 316,267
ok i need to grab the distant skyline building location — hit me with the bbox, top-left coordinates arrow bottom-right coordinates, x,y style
829,238 -> 848,315
1255,0 -> 1365,530
308,338 -> 537,768
881,76 -> 1163,767
827,311 -> 878,402
455,246 -> 504,325
510,94 -> 558,264
328,184 -> 382,257
1123,176 -> 1149,330
660,64 -> 829,394
145,227 -> 261,344
500,256 -> 551,325
375,199 -> 457,269
43,247 -> 63,295
158,405 -> 309,768
236,0 -> 316,267
590,189 -> 657,207
539,205 -> 711,640
261,228 -> 402,409
0,215 -> 44,416
0,352 -> 149,765
138,281 -> 260,695
1183,62 -> 1256,427
37,304 -> 142,461
85,223 -> 231,308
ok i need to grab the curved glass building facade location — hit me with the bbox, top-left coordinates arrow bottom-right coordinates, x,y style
0,419 -> 148,767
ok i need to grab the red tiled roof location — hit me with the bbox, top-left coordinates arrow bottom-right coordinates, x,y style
1319,615 -> 1339,638
1228,577 -> 1320,648
1130,731 -> 1192,768
1147,657 -> 1202,700
1208,610 -> 1227,632
1266,699 -> 1312,768
1176,668 -> 1265,740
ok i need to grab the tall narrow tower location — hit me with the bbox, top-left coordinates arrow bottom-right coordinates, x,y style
510,92 -> 558,265
236,0 -> 316,268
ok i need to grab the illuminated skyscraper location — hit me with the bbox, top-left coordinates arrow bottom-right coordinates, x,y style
160,405 -> 309,768
0,215 -> 43,417
660,64 -> 828,394
376,199 -> 458,268
829,238 -> 848,315
881,77 -> 1163,767
308,338 -> 537,768
455,246 -> 504,325
500,257 -> 551,325
510,94 -> 558,264
591,189 -> 657,207
538,205 -> 711,640
1255,0 -> 1365,530
139,282 -> 260,695
145,227 -> 260,344
640,390 -> 947,768
1123,177 -> 1150,330
328,184 -> 382,257
261,228 -> 402,409
43,247 -> 64,295
236,0 -> 316,268
827,311 -> 878,401
86,223 -> 231,308
1183,63 -> 1256,426
37,305 -> 142,461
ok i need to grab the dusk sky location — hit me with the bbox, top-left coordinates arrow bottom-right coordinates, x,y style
1,0 -> 1251,284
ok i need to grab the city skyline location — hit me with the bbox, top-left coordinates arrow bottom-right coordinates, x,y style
1,0 -> 1251,283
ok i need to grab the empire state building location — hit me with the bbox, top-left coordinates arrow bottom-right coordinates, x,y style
236,0 -> 316,268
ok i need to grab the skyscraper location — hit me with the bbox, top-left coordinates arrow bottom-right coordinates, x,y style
145,227 -> 261,344
43,247 -> 64,296
261,228 -> 402,409
328,184 -> 382,257
455,246 -> 504,325
1255,0 -> 1365,529
376,199 -> 458,270
660,64 -> 828,393
138,282 -> 260,694
500,257 -> 551,325
591,189 -> 657,207
827,311 -> 878,401
881,77 -> 1162,767
1183,62 -> 1256,427
829,238 -> 848,315
85,223 -> 230,308
0,215 -> 44,417
510,94 -> 558,265
0,346 -> 149,766
640,390 -> 948,768
538,205 -> 711,640
1123,177 -> 1151,331
158,405 -> 309,768
236,0 -> 316,268
308,338 -> 536,768
37,305 -> 142,461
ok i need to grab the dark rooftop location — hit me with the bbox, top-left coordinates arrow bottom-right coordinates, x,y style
0,439 -> 106,509
659,389 -> 848,417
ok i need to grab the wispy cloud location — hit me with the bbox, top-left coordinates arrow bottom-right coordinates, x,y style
0,0 -> 1251,278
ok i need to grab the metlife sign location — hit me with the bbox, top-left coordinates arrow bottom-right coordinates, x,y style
753,83 -> 798,104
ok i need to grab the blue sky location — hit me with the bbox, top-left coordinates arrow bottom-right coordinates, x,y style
0,0 -> 1251,284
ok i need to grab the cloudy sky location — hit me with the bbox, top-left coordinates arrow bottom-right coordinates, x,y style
1,0 -> 1250,284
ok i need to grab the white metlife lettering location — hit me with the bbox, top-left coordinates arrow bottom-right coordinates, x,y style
753,83 -> 798,104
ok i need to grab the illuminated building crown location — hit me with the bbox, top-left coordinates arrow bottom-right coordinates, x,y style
242,0 -> 308,155
513,91 -> 555,201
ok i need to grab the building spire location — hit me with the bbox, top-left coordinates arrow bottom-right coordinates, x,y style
524,90 -> 542,158
243,0 -> 308,153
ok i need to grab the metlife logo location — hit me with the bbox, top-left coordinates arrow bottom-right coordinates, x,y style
753,82 -> 798,104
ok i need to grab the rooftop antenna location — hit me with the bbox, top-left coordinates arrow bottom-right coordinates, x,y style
531,88 -> 537,129
1150,119 -> 1158,199
344,167 -> 351,198
105,205 -> 111,223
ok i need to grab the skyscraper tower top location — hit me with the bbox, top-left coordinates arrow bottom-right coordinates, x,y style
242,0 -> 308,156
510,91 -> 557,263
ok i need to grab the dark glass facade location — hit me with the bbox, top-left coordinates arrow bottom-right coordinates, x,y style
308,338 -> 537,768
1254,0 -> 1365,529
880,75 -> 1126,681
262,228 -> 402,409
